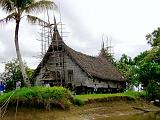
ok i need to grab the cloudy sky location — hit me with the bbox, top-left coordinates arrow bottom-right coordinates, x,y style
0,0 -> 160,73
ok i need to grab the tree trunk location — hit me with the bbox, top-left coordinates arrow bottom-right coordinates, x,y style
15,20 -> 28,86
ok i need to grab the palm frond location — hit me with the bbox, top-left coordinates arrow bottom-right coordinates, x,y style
25,1 -> 57,14
0,12 -> 16,25
27,15 -> 49,26
0,0 -> 14,13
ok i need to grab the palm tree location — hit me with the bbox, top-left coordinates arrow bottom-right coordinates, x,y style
0,0 -> 56,86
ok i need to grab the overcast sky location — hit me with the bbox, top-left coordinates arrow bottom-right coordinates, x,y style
1,0 -> 160,73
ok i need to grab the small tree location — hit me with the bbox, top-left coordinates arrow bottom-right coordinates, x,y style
99,41 -> 115,65
2,59 -> 34,91
116,54 -> 133,78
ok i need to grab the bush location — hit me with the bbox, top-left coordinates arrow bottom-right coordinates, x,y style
146,80 -> 159,100
0,87 -> 73,110
73,98 -> 85,106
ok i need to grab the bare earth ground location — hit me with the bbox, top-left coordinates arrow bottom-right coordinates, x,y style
4,100 -> 160,120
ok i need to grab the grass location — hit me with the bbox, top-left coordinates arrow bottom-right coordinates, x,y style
74,91 -> 146,104
0,87 -> 73,110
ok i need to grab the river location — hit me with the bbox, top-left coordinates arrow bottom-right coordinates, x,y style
97,112 -> 160,120
3,109 -> 160,120
3,101 -> 160,120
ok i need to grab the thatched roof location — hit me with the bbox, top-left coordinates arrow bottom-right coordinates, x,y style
32,19 -> 125,82
64,45 -> 125,81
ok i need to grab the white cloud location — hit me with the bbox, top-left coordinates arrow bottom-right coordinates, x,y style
0,0 -> 159,73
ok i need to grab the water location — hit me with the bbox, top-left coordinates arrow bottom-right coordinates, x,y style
97,112 -> 160,120
3,109 -> 160,120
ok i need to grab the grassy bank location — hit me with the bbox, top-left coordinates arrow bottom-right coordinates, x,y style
0,87 -> 72,110
74,91 -> 146,105
0,87 -> 147,110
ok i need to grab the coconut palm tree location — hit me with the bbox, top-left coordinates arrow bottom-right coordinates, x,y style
0,0 -> 56,86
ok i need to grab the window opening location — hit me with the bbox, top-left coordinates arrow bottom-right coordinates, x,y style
68,70 -> 73,82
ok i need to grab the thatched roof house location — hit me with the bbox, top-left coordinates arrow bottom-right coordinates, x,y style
32,18 -> 126,94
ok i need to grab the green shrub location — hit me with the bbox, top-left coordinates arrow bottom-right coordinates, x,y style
73,98 -> 85,106
0,86 -> 73,110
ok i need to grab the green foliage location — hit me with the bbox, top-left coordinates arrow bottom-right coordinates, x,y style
99,41 -> 116,65
146,27 -> 160,47
146,80 -> 159,100
144,48 -> 160,63
119,54 -> 133,65
133,48 -> 160,64
124,90 -> 146,99
132,51 -> 148,65
0,87 -> 72,110
0,0 -> 56,15
127,66 -> 140,87
73,98 -> 85,106
137,62 -> 160,88
127,27 -> 160,100
116,62 -> 131,78
130,49 -> 160,87
116,54 -> 133,84
1,59 -> 34,91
